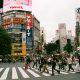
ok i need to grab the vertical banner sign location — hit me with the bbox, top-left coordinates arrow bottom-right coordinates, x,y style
22,33 -> 26,56
26,14 -> 32,49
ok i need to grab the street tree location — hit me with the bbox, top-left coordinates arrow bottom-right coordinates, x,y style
44,43 -> 58,55
0,27 -> 12,56
63,42 -> 73,53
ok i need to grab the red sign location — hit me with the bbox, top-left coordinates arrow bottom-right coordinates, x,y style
26,14 -> 32,27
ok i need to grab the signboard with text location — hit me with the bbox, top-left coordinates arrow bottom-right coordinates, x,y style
3,0 -> 32,12
26,13 -> 32,49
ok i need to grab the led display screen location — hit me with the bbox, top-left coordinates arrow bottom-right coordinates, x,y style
3,0 -> 32,12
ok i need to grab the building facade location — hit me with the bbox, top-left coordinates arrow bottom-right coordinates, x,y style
51,24 -> 75,52
75,8 -> 80,47
0,0 -> 32,57
40,27 -> 46,53
32,15 -> 40,54
59,23 -> 67,52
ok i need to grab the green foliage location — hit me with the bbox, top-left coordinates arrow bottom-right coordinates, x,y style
0,27 -> 12,56
63,43 -> 73,53
44,43 -> 58,54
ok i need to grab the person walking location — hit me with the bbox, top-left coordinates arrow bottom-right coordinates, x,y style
75,57 -> 80,72
61,57 -> 67,71
41,56 -> 49,74
51,56 -> 60,76
24,56 -> 31,70
32,56 -> 38,68
38,56 -> 44,72
67,55 -> 74,72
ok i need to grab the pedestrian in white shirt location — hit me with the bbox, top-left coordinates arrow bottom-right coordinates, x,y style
67,55 -> 74,72
75,57 -> 80,72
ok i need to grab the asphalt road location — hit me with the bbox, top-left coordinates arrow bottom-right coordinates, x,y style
0,62 -> 80,80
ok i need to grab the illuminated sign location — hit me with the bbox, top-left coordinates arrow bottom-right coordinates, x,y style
26,14 -> 32,37
13,17 -> 25,24
26,14 -> 32,27
26,13 -> 32,48
3,0 -> 32,12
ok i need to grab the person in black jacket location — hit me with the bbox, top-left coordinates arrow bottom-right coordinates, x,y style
51,56 -> 60,76
41,56 -> 49,73
25,56 -> 31,70
38,56 -> 44,72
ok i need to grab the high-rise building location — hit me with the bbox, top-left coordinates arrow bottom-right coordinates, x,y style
32,15 -> 40,54
75,8 -> 80,47
52,26 -> 75,52
59,23 -> 67,52
40,27 -> 46,53
1,0 -> 32,57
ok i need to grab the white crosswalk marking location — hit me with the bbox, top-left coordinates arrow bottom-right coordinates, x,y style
70,72 -> 76,74
42,72 -> 51,76
0,67 -> 9,80
32,67 -> 53,76
49,70 -> 59,75
60,71 -> 69,74
27,69 -> 41,77
31,68 -> 39,72
18,67 -> 30,78
0,68 -> 4,72
0,67 -> 78,80
12,67 -> 18,79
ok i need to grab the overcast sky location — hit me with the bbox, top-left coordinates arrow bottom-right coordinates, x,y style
32,0 -> 80,42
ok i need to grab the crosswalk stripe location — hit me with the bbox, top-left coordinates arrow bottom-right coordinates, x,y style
0,68 -> 10,80
49,71 -> 59,75
27,69 -> 41,77
12,67 -> 18,79
42,72 -> 51,76
18,67 -> 30,78
70,72 -> 76,74
60,71 -> 69,74
0,67 -> 77,80
0,68 -> 4,72
31,68 -> 39,72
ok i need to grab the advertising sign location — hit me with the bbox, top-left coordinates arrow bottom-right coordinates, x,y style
26,37 -> 32,48
26,13 -> 32,49
26,14 -> 32,26
3,0 -> 32,12
22,32 -> 26,56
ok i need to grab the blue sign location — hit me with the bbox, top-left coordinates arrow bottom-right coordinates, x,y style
26,27 -> 32,48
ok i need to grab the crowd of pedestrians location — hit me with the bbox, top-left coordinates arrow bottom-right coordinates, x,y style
24,53 -> 80,76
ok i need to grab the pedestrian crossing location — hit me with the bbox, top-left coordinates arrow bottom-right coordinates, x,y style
0,67 -> 77,80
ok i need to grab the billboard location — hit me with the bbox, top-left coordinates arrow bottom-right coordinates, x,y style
3,0 -> 32,12
26,13 -> 32,49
